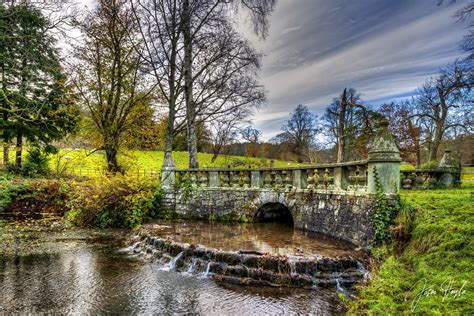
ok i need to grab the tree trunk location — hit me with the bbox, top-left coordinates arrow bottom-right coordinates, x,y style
104,134 -> 120,173
163,101 -> 176,168
428,88 -> 448,161
336,88 -> 347,163
15,131 -> 22,167
415,146 -> 421,167
2,110 -> 8,165
183,0 -> 199,169
105,145 -> 119,173
3,144 -> 8,166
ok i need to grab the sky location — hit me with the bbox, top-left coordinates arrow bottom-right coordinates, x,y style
76,0 -> 470,141
237,0 -> 470,140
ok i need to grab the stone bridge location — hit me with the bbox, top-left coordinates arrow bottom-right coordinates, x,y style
160,121 -> 458,247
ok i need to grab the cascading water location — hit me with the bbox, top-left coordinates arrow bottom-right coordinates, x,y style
159,251 -> 184,272
128,225 -> 368,291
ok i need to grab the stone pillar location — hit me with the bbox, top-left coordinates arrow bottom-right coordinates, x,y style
292,169 -> 303,189
251,170 -> 262,188
209,171 -> 219,187
438,149 -> 459,187
367,119 -> 401,194
161,167 -> 176,189
333,167 -> 348,191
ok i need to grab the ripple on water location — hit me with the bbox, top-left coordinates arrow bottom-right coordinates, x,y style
0,236 -> 343,315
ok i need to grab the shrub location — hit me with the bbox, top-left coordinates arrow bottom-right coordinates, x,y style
0,176 -> 69,214
419,160 -> 439,170
66,175 -> 161,228
21,148 -> 51,177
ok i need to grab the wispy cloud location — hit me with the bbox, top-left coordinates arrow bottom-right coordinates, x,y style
244,0 -> 468,140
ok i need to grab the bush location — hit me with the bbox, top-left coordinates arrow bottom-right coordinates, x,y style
66,175 -> 161,228
0,176 -> 69,214
21,148 -> 51,177
419,160 -> 439,170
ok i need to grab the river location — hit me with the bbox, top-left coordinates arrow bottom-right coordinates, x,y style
0,217 -> 353,314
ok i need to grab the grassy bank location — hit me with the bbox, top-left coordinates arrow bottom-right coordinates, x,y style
348,183 -> 473,314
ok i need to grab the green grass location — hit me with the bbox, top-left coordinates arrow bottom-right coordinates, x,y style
0,149 -> 304,174
348,183 -> 474,314
400,163 -> 415,170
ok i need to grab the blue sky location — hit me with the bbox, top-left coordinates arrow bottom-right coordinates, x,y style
239,0 -> 470,140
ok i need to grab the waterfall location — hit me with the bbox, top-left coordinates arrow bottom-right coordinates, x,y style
198,261 -> 212,278
289,260 -> 296,274
335,278 -> 344,293
356,261 -> 369,279
185,258 -> 198,274
159,252 -> 184,271
205,261 -> 211,275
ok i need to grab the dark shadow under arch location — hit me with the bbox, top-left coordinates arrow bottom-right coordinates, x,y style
255,202 -> 294,227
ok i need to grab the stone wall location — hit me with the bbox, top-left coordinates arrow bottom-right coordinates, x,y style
161,187 -> 383,247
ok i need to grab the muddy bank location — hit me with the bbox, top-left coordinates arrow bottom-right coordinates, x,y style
0,212 -> 127,256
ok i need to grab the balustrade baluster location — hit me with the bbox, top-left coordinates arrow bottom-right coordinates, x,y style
283,170 -> 292,190
264,171 -> 272,188
220,171 -> 229,187
306,169 -> 314,189
199,171 -> 208,187
232,171 -> 240,188
323,168 -> 330,189
243,171 -> 251,188
312,169 -> 320,189
275,170 -> 283,188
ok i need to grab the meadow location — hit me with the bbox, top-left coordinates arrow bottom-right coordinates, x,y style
1,149 -> 303,176
347,182 -> 474,314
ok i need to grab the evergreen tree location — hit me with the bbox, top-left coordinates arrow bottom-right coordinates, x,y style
0,4 -> 78,167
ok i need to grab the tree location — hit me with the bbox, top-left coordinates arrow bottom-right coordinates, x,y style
455,1 -> 474,60
379,101 -> 422,166
209,119 -> 239,163
414,60 -> 473,161
322,88 -> 378,162
241,126 -> 261,144
132,0 -> 269,169
180,0 -> 276,168
131,0 -> 185,168
73,0 -> 151,172
0,3 -> 78,168
241,125 -> 261,157
442,0 -> 474,60
275,104 -> 320,163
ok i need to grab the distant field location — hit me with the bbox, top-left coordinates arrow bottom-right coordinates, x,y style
0,149 -> 302,175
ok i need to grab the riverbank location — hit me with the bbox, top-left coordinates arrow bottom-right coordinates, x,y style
346,184 -> 474,314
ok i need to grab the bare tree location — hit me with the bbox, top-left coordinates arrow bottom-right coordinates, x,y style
322,88 -> 373,162
181,0 -> 276,168
132,0 -> 267,169
131,0 -> 185,168
209,116 -> 240,163
275,104 -> 320,163
415,60 -> 473,161
72,0 -> 151,172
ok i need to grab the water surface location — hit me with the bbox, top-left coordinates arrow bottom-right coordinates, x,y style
142,220 -> 360,258
0,227 -> 345,314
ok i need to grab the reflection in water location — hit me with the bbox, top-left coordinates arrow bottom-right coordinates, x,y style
143,221 -> 360,258
0,236 -> 343,314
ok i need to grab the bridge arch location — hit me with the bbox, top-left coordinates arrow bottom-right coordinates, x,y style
254,202 -> 294,226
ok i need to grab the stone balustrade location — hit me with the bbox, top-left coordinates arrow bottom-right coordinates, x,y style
400,168 -> 461,189
161,121 -> 461,194
169,160 -> 370,193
